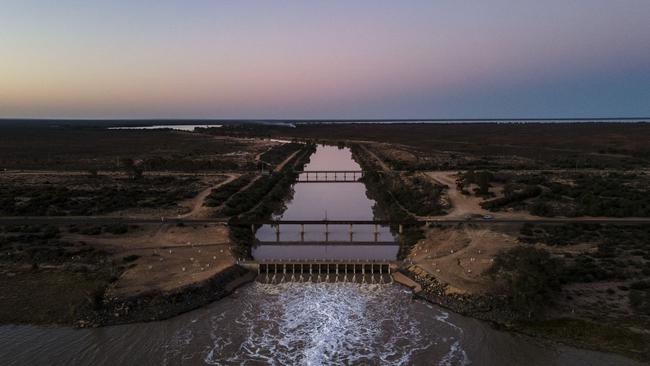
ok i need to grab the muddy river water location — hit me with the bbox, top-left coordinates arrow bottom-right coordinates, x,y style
0,145 -> 643,365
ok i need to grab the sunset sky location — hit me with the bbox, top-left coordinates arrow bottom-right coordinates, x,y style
1,0 -> 649,119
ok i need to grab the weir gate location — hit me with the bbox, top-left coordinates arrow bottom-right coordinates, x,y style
241,260 -> 394,283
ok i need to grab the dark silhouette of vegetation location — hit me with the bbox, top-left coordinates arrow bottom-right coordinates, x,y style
531,173 -> 650,217
258,143 -> 303,168
487,246 -> 563,318
120,158 -> 143,180
204,174 -> 254,207
0,224 -> 122,325
630,280 -> 650,315
225,143 -> 316,257
391,173 -> 446,216
350,145 -> 424,258
201,122 -> 650,170
457,170 -> 494,196
0,126 -> 260,172
481,185 -> 542,211
519,224 -> 650,283
469,171 -> 650,217
518,223 -> 650,318
0,176 -> 202,216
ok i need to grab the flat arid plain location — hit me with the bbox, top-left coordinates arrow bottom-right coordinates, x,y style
0,121 -> 649,365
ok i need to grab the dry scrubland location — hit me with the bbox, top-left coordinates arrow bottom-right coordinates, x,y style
0,126 -> 275,171
211,122 -> 650,169
0,125 -> 301,325
0,171 -> 231,217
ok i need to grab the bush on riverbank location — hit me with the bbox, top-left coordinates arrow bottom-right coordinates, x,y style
225,144 -> 316,257
487,246 -> 563,318
519,224 -> 650,284
477,171 -> 650,217
259,143 -> 303,168
204,174 -> 254,207
350,145 -> 424,258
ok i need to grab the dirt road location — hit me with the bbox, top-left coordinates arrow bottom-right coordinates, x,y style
425,171 -> 533,220
179,173 -> 239,219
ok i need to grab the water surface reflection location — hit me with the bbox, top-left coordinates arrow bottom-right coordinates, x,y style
253,145 -> 397,261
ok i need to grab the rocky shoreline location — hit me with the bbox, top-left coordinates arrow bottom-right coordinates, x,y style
79,265 -> 255,327
400,265 -> 650,362
400,265 -> 517,323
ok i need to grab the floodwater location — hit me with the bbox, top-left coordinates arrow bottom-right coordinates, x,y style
0,144 -> 644,365
253,145 -> 398,261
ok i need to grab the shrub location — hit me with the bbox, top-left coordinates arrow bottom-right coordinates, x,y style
487,246 -> 563,318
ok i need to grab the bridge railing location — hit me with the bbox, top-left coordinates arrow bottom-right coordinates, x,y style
240,220 -> 415,242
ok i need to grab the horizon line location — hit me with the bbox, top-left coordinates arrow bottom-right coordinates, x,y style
1,117 -> 649,122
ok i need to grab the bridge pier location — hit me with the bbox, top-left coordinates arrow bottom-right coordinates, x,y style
299,223 -> 305,242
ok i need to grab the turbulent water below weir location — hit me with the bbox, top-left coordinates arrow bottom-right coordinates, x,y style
0,282 -> 641,366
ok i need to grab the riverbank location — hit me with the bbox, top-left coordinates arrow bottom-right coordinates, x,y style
399,265 -> 650,363
81,264 -> 255,327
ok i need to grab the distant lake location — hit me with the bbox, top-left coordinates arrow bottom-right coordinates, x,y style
108,124 -> 222,131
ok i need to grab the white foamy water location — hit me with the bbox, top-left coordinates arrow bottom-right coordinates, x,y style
203,283 -> 437,366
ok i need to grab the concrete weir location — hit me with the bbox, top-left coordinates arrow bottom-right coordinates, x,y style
240,260 -> 394,283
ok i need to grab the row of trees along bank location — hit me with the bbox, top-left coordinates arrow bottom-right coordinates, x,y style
349,144 -> 424,259
227,143 -> 316,257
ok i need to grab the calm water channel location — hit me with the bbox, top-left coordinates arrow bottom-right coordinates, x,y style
0,145 -> 643,365
253,145 -> 397,261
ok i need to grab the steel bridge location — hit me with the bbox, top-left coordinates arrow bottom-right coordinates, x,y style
294,170 -> 366,183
